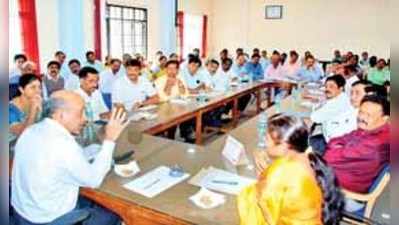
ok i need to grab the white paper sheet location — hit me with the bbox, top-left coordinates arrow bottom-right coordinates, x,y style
222,136 -> 248,165
197,167 -> 256,195
123,166 -> 190,198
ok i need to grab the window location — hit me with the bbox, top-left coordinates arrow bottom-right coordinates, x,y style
106,5 -> 147,59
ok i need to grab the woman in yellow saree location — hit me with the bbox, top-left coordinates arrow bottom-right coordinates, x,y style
237,114 -> 344,225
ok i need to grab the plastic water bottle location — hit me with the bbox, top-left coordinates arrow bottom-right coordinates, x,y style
83,102 -> 96,144
257,112 -> 268,148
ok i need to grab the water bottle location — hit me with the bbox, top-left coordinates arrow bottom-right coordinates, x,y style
257,112 -> 268,148
83,102 -> 96,145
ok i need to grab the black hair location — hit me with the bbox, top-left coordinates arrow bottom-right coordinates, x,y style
16,74 -> 41,97
268,114 -> 345,225
325,75 -> 346,88
14,54 -> 27,62
110,58 -> 122,64
55,51 -> 65,56
369,56 -> 377,68
159,55 -> 167,61
68,59 -> 81,66
361,94 -> 390,116
47,61 -> 61,69
253,48 -> 260,52
236,52 -> 245,59
125,59 -> 142,68
169,53 -> 178,58
188,56 -> 202,67
272,50 -> 280,55
305,54 -> 315,61
85,51 -> 95,59
221,48 -> 228,54
251,53 -> 261,59
165,60 -> 180,69
209,59 -> 220,66
78,66 -> 99,79
289,50 -> 298,57
222,57 -> 233,65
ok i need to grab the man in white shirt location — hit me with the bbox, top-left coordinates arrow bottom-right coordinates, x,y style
204,59 -> 230,92
309,75 -> 352,154
112,59 -> 160,111
11,90 -> 127,225
343,65 -> 360,96
64,59 -> 81,91
260,50 -> 270,71
75,66 -> 110,121
180,56 -> 211,94
99,58 -> 123,109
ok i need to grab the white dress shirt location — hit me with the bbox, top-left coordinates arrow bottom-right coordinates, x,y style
111,75 -> 157,110
345,75 -> 359,96
310,93 -> 354,141
180,66 -> 211,90
205,69 -> 231,92
322,106 -> 358,142
99,69 -> 124,94
11,118 -> 115,223
64,73 -> 80,91
75,87 -> 109,121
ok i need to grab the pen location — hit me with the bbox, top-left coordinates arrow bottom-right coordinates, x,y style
211,180 -> 238,185
143,178 -> 160,190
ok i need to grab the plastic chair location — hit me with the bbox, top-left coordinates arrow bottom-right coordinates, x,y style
342,164 -> 390,225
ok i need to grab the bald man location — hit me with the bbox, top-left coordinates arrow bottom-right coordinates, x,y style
12,90 -> 127,225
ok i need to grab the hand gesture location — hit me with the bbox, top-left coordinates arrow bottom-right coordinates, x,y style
104,107 -> 129,142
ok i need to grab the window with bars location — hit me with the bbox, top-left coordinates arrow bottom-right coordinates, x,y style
106,5 -> 148,59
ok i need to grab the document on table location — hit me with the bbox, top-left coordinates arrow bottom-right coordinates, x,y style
189,167 -> 256,195
123,166 -> 190,198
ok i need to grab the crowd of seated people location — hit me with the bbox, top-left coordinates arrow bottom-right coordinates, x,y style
9,48 -> 390,225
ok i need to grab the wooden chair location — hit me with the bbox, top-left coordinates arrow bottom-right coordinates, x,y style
342,164 -> 390,225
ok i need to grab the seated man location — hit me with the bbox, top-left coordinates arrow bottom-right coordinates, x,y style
9,54 -> 27,85
155,60 -> 187,102
75,67 -> 110,121
54,51 -> 70,78
309,75 -> 352,153
64,59 -> 81,91
150,55 -> 167,80
99,58 -> 123,109
11,90 -> 127,225
260,50 -> 270,71
264,51 -> 283,78
367,58 -> 390,86
42,61 -> 65,99
84,50 -> 104,72
282,50 -> 301,80
324,95 -> 389,194
244,53 -> 264,81
231,53 -> 249,82
180,56 -> 211,94
204,59 -> 230,92
112,59 -> 160,111
298,54 -> 324,82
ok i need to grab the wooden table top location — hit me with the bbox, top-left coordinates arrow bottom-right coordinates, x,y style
94,92 -> 313,225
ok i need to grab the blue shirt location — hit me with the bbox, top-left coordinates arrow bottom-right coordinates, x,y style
297,66 -> 323,82
245,62 -> 264,81
231,63 -> 248,77
9,103 -> 26,142
260,58 -> 270,71
84,60 -> 104,72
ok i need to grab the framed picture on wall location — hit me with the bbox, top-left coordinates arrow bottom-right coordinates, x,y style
265,5 -> 283,19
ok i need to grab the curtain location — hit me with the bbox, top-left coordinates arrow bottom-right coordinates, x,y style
18,0 -> 40,72
57,0 -> 85,62
159,0 -> 177,56
94,0 -> 102,60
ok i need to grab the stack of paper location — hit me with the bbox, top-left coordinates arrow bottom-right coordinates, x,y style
189,167 -> 256,195
123,166 -> 190,198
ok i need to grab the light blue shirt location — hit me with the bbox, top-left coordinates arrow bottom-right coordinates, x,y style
59,63 -> 71,78
204,69 -> 231,92
297,66 -> 323,82
260,58 -> 270,71
180,66 -> 210,90
84,60 -> 104,72
245,62 -> 264,81
231,63 -> 248,77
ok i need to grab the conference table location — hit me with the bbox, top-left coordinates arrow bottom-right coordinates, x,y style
79,80 -> 312,225
9,79 -> 303,225
126,80 -> 296,145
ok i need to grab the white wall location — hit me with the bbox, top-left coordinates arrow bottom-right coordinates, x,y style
210,0 -> 390,60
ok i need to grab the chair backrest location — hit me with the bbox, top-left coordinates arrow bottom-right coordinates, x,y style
368,164 -> 390,193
